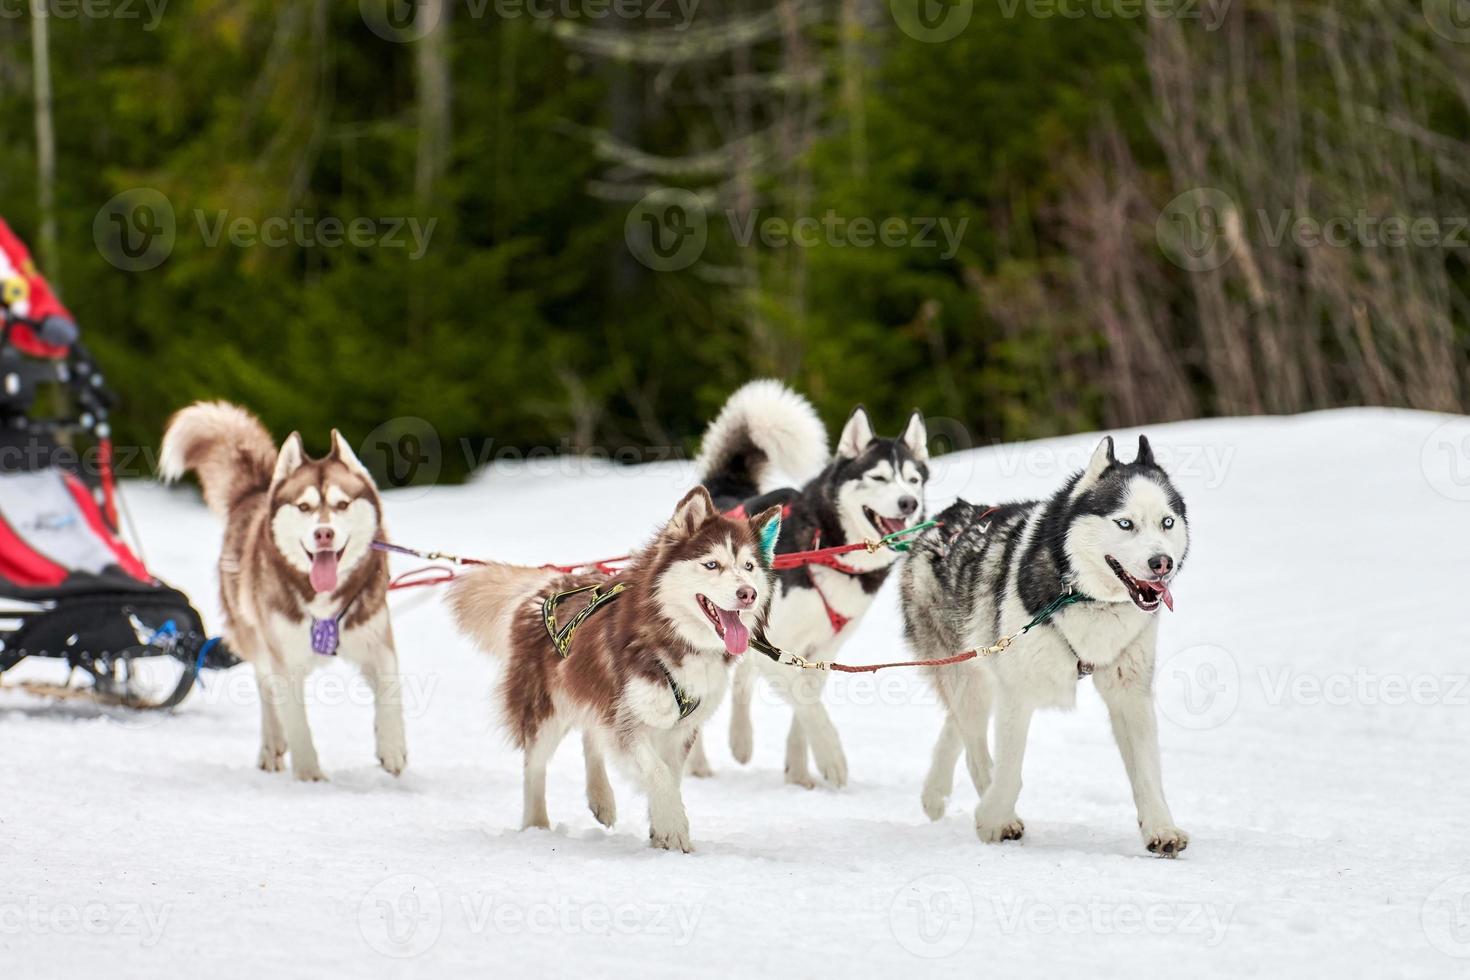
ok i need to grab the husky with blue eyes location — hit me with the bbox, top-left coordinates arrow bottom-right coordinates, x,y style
449,487 -> 782,853
901,435 -> 1191,856
687,380 -> 929,788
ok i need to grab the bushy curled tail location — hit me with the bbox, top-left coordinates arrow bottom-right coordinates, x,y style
159,401 -> 278,515
696,380 -> 828,503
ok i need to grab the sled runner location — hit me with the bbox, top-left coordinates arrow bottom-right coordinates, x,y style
0,218 -> 235,709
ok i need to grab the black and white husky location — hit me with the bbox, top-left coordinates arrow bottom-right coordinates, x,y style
901,435 -> 1190,855
689,380 -> 929,788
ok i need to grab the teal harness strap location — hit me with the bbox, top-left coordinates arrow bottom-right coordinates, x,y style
1018,588 -> 1096,676
542,581 -> 628,658
880,518 -> 940,553
1020,588 -> 1093,634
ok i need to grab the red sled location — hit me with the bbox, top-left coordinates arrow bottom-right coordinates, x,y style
0,218 -> 235,710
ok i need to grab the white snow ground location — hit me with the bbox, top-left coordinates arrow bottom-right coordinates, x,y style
3,408 -> 1469,979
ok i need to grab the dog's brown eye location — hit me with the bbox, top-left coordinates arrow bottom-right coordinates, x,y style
334,500 -> 349,512
297,502 -> 312,513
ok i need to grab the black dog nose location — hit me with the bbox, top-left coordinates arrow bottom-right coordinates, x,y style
1148,554 -> 1173,576
736,585 -> 757,608
314,526 -> 335,549
898,495 -> 918,515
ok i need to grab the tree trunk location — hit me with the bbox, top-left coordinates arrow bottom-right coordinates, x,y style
29,0 -> 58,286
413,0 -> 451,208
410,0 -> 450,346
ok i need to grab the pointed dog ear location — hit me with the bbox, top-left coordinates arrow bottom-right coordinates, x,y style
670,485 -> 717,535
1135,434 -> 1156,467
329,428 -> 372,480
901,410 -> 928,462
749,505 -> 783,565
837,405 -> 875,459
272,432 -> 305,485
1079,436 -> 1116,487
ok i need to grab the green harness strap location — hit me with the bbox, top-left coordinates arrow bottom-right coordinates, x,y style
1020,588 -> 1093,633
879,518 -> 940,553
541,581 -> 699,720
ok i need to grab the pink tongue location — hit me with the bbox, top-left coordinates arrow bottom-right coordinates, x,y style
310,550 -> 339,594
716,607 -> 749,655
1151,578 -> 1175,612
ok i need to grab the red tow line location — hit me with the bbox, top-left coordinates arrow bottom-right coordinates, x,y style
377,506 -> 934,590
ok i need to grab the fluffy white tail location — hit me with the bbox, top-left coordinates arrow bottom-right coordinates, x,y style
159,401 -> 278,516
697,379 -> 828,500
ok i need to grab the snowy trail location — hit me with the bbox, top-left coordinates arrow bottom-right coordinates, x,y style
3,408 -> 1468,978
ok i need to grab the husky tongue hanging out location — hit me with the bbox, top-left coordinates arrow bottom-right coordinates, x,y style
160,402 -> 405,782
448,487 -> 782,852
901,435 -> 1190,855
687,380 -> 930,788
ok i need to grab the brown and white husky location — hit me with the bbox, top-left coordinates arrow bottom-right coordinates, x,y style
160,402 -> 405,781
448,487 -> 781,852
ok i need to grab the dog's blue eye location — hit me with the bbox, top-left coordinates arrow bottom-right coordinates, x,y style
1162,517 -> 1175,530
744,561 -> 755,571
702,561 -> 719,570
1115,519 -> 1134,530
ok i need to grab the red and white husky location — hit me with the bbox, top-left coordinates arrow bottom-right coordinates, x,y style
161,402 -> 405,781
449,487 -> 781,852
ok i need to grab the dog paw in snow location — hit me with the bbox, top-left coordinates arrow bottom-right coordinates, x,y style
649,825 -> 693,853
785,767 -> 816,790
818,753 -> 848,789
921,789 -> 948,822
377,746 -> 407,776
588,796 -> 617,828
293,762 -> 328,783
975,812 -> 1025,843
1144,825 -> 1189,857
